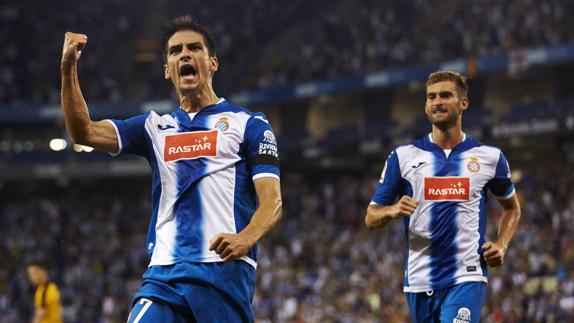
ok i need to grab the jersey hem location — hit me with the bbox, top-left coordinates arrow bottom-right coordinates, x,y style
148,255 -> 257,269
403,276 -> 488,293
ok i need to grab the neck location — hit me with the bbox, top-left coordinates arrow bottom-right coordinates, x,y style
178,86 -> 219,113
431,125 -> 464,149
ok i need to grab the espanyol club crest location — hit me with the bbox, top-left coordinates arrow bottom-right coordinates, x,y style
263,130 -> 277,145
214,117 -> 230,132
466,156 -> 480,173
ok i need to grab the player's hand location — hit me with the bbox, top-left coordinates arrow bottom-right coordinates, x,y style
209,233 -> 256,262
482,241 -> 506,267
390,195 -> 419,219
61,32 -> 87,67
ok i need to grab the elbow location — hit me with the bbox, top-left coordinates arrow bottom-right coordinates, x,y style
364,209 -> 376,230
364,216 -> 375,230
69,134 -> 89,146
67,125 -> 93,146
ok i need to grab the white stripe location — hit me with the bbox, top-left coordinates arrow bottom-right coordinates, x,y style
200,170 -> 237,258
133,298 -> 153,323
240,255 -> 257,269
104,119 -> 122,156
253,173 -> 280,181
495,189 -> 515,200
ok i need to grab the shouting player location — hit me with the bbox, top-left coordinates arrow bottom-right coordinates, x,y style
61,16 -> 282,322
365,71 -> 521,322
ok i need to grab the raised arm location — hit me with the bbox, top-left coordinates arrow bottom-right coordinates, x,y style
209,177 -> 282,262
60,32 -> 118,153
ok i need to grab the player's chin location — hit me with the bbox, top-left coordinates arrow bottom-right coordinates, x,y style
179,85 -> 199,96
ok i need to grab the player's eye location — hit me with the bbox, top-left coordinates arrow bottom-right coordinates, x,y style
188,44 -> 202,51
169,45 -> 182,55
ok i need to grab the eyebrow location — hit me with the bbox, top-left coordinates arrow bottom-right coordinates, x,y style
427,91 -> 454,96
168,41 -> 203,50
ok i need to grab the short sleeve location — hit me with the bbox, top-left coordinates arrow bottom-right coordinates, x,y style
106,112 -> 151,157
244,113 -> 280,181
371,150 -> 403,205
486,151 -> 515,199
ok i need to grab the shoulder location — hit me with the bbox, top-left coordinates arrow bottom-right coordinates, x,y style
219,100 -> 271,121
463,138 -> 504,158
394,141 -> 424,161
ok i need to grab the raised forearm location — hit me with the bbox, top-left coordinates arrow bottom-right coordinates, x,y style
61,63 -> 92,144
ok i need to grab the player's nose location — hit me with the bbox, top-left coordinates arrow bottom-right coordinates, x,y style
179,53 -> 191,62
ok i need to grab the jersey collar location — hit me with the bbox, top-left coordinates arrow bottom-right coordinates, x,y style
173,98 -> 226,130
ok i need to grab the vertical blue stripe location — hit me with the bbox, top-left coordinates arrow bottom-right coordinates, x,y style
403,216 -> 410,287
478,188 -> 488,277
402,179 -> 413,287
173,179 -> 204,258
172,114 -> 208,260
145,131 -> 160,258
428,151 -> 460,288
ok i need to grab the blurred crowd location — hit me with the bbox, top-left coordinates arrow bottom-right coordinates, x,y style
1,0 -> 573,105
1,162 -> 573,322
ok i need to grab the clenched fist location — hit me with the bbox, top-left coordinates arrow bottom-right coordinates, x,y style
61,32 -> 87,67
390,195 -> 419,219
482,241 -> 506,267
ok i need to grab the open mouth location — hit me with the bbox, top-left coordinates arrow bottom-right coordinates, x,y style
180,65 -> 197,77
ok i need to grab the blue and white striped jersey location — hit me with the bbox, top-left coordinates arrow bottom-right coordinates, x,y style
371,134 -> 515,292
107,99 -> 280,269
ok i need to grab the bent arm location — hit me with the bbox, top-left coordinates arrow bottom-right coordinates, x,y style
208,177 -> 282,261
365,203 -> 396,229
240,177 -> 282,243
365,195 -> 418,229
495,193 -> 521,252
60,32 -> 118,153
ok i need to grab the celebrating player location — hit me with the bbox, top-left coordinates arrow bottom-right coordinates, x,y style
61,16 -> 282,322
365,71 -> 521,322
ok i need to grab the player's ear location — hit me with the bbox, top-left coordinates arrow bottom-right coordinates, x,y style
461,97 -> 469,111
209,56 -> 218,73
164,64 -> 170,80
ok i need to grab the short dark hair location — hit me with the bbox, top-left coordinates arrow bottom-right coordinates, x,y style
27,260 -> 49,270
426,71 -> 468,98
161,16 -> 216,62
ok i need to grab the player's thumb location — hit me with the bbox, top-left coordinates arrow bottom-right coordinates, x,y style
481,241 -> 492,250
